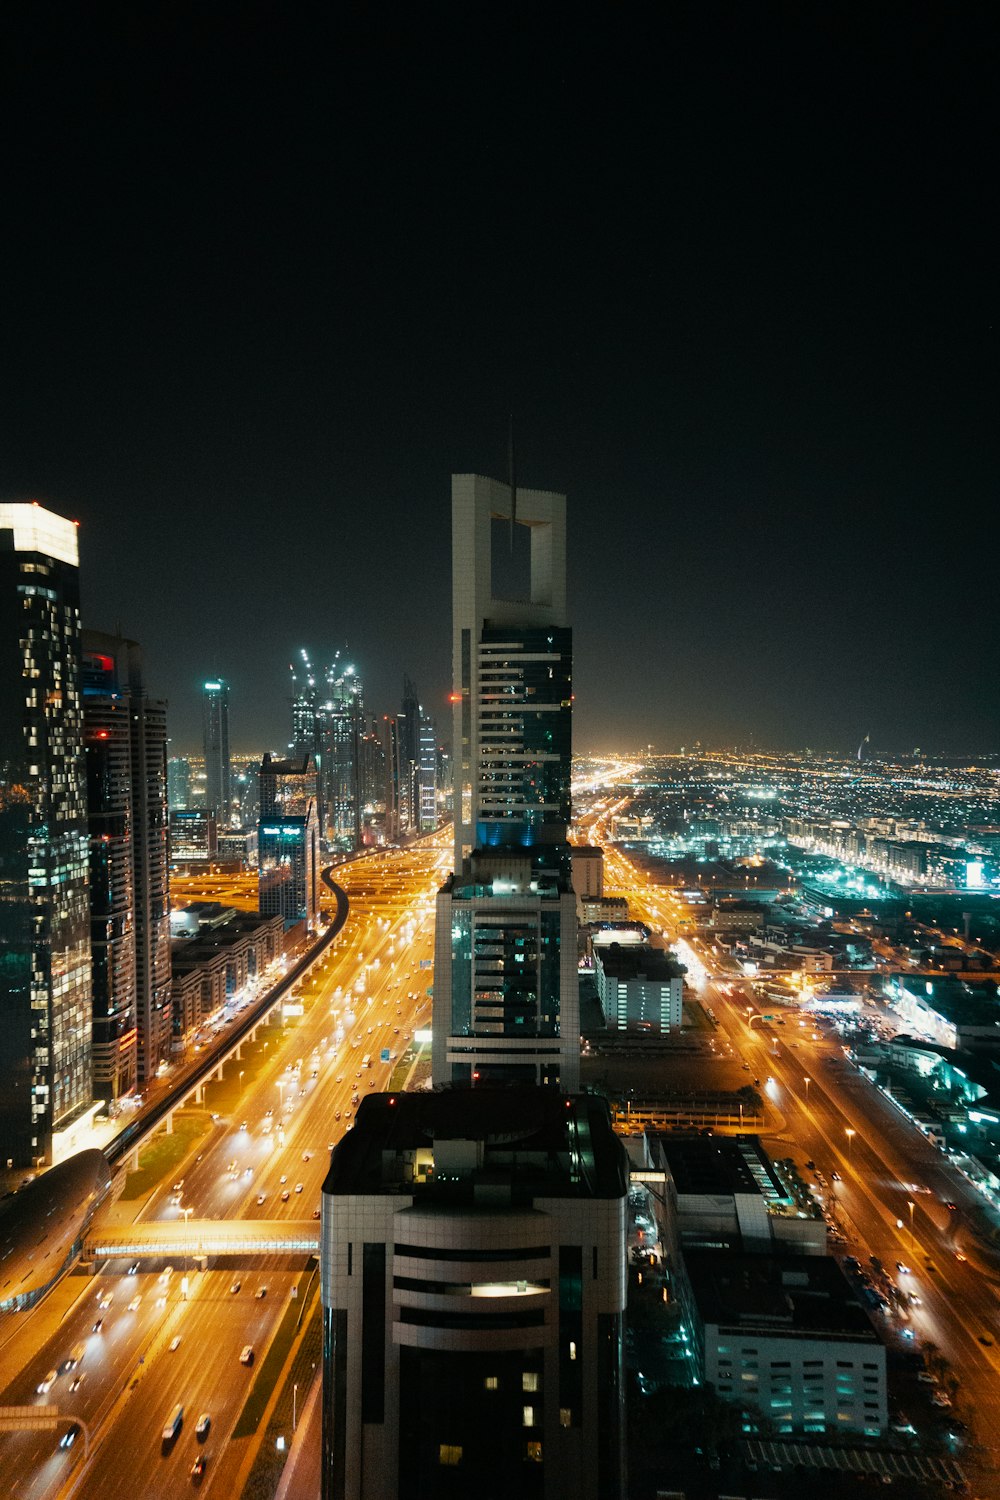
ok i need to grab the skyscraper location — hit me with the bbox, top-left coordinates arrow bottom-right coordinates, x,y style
83,631 -> 172,1087
290,652 -> 365,850
0,503 -> 91,1167
202,678 -> 231,826
258,752 -> 320,927
433,475 -> 578,1091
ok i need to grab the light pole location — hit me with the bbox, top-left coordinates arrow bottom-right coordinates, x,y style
293,1382 -> 298,1432
908,1199 -> 915,1253
181,1205 -> 193,1277
277,1080 -> 285,1112
845,1128 -> 855,1160
239,1069 -> 244,1097
803,1077 -> 811,1101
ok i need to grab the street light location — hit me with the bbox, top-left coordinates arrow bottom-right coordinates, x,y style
803,1077 -> 811,1100
908,1199 -> 915,1253
845,1128 -> 855,1159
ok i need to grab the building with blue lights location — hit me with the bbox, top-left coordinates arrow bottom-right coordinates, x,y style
434,475 -> 578,1090
257,752 -> 320,927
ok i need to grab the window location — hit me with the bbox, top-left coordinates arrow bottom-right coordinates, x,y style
525,1441 -> 542,1463
523,1405 -> 535,1427
439,1445 -> 462,1467
569,1341 -> 577,1361
522,1372 -> 539,1392
559,1409 -> 572,1428
485,1377 -> 498,1391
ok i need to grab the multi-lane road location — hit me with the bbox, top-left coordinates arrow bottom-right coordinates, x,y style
0,831 -> 450,1500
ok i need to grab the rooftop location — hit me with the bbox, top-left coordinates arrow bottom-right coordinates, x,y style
323,1089 -> 628,1203
653,1133 -> 785,1201
686,1251 -> 879,1340
595,943 -> 686,982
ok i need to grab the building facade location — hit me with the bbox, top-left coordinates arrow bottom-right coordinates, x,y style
593,943 -> 685,1032
169,807 -> 218,862
320,1090 -> 628,1500
0,503 -> 92,1166
202,678 -> 231,825
257,753 -> 320,927
434,475 -> 578,1090
83,630 -> 172,1087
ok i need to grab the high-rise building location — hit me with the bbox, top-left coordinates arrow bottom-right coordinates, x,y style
433,475 -> 578,1090
167,754 -> 191,810
399,677 -> 438,836
258,752 -> 320,927
202,678 -> 231,826
0,503 -> 91,1167
82,652 -> 136,1103
291,652 -> 365,850
320,1089 -> 628,1500
83,631 -> 172,1087
418,706 -> 437,831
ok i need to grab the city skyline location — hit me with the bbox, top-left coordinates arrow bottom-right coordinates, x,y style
2,9 -> 995,757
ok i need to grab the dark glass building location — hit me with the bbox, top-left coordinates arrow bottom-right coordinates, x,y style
0,504 -> 91,1168
202,678 -> 231,826
83,631 -> 172,1089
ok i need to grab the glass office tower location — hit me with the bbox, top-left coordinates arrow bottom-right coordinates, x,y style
202,678 -> 231,826
0,503 -> 92,1168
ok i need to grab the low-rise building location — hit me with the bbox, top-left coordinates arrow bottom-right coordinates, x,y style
594,943 -> 685,1032
685,1251 -> 887,1438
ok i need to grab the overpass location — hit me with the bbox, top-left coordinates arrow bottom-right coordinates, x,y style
85,1219 -> 320,1259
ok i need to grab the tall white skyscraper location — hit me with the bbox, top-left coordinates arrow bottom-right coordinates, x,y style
433,475 -> 578,1091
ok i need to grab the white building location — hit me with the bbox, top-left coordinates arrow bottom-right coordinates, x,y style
685,1252 -> 887,1437
593,943 -> 685,1032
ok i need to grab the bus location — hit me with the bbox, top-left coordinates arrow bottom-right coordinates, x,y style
162,1404 -> 183,1442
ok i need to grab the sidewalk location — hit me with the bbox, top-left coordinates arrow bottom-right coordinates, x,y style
274,1368 -> 322,1500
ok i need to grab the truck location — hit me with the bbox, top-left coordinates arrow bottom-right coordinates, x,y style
162,1404 -> 183,1442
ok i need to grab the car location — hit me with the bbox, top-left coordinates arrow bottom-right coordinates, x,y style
160,1266 -> 174,1283
195,1413 -> 211,1440
257,1193 -> 266,1205
302,1151 -> 311,1162
281,1189 -> 290,1202
279,1174 -> 287,1184
931,1392 -> 953,1408
909,1292 -> 922,1306
945,1201 -> 959,1212
831,1170 -> 841,1181
955,1251 -> 967,1263
98,1292 -> 113,1310
312,1207 -> 321,1219
169,1336 -> 182,1351
126,1261 -> 140,1275
59,1423 -> 81,1450
37,1369 -> 58,1394
240,1344 -> 254,1365
68,1374 -> 86,1393
172,1180 -> 184,1193
255,1286 -> 267,1299
896,1262 -> 911,1274
127,1296 -> 142,1312
978,1334 -> 993,1346
917,1372 -> 938,1385
264,1108 -> 273,1118
191,1456 -> 207,1479
92,1317 -> 104,1333
239,1120 -> 247,1131
295,1182 -> 303,1193
230,1278 -> 241,1294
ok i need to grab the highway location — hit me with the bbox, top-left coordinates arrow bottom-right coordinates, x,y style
0,830 -> 450,1500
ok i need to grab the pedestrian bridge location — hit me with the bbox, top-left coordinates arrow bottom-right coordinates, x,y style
85,1219 -> 320,1259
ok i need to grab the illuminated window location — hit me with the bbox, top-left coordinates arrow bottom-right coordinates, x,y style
559,1408 -> 572,1427
569,1341 -> 577,1361
522,1372 -> 539,1392
484,1376 -> 498,1391
438,1445 -> 462,1467
525,1441 -> 542,1462
522,1405 -> 535,1427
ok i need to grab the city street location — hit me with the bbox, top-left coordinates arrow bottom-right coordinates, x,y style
0,831 -> 450,1499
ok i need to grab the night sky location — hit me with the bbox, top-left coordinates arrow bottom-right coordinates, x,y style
2,5 -> 995,756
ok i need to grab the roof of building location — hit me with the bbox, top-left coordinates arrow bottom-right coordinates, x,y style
0,1151 -> 111,1311
596,943 -> 685,981
324,1089 -> 628,1203
653,1134 -> 784,1200
685,1251 -> 879,1341
903,978 -> 1000,1030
